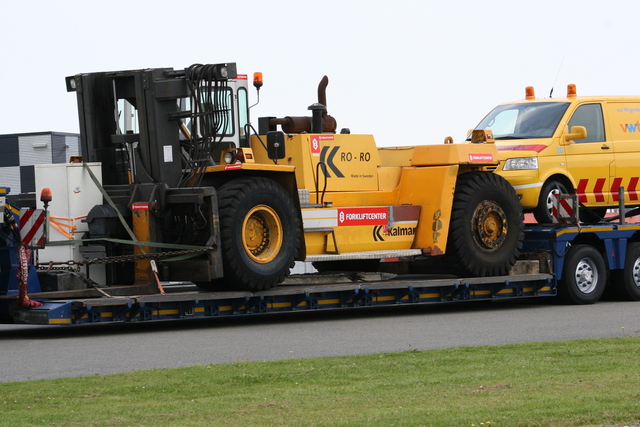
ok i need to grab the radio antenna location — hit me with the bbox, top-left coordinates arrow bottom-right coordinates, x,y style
549,56 -> 565,98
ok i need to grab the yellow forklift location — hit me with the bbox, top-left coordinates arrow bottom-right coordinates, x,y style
64,63 -> 523,291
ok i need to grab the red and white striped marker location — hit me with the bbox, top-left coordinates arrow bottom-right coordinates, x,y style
552,194 -> 575,224
19,208 -> 46,247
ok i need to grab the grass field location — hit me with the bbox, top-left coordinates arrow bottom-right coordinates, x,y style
2,337 -> 640,426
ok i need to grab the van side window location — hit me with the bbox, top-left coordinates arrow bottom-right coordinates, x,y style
568,103 -> 605,143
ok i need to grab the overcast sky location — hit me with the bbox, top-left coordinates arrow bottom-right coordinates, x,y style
1,0 -> 638,146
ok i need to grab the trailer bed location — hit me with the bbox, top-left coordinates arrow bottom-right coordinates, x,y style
12,272 -> 554,325
10,222 -> 640,325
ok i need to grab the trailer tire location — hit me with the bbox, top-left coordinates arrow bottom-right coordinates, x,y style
201,177 -> 301,291
445,171 -> 524,277
559,244 -> 607,304
610,242 -> 640,301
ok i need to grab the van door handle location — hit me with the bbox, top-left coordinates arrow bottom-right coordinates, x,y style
601,145 -> 610,150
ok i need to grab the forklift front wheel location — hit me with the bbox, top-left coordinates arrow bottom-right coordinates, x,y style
214,177 -> 301,291
242,204 -> 283,264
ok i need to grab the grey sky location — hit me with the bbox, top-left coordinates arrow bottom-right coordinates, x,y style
1,0 -> 637,146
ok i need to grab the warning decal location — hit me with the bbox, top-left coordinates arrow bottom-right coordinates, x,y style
310,135 -> 334,155
469,153 -> 495,163
131,203 -> 149,211
337,207 -> 388,226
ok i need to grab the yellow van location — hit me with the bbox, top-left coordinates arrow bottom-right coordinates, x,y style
471,85 -> 640,223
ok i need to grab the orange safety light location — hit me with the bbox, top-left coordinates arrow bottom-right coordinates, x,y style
253,72 -> 263,90
567,84 -> 577,98
40,187 -> 52,203
525,86 -> 535,100
40,187 -> 52,210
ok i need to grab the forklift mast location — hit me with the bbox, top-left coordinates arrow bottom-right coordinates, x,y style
66,63 -> 249,188
63,64 -> 251,286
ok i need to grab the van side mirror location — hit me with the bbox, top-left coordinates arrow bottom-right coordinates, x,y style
564,125 -> 587,142
267,131 -> 286,160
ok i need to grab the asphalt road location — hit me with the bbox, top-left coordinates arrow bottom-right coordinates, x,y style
1,299 -> 640,382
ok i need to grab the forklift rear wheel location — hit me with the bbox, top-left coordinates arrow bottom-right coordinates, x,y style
559,244 -> 607,304
200,177 -> 301,291
445,171 -> 524,277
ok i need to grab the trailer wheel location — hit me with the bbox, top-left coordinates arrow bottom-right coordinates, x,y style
533,180 -> 569,224
202,177 -> 301,291
559,244 -> 607,304
610,242 -> 640,301
445,172 -> 524,277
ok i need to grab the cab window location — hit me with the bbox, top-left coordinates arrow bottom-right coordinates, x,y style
568,103 -> 605,143
199,87 -> 234,137
178,87 -> 235,137
238,87 -> 249,146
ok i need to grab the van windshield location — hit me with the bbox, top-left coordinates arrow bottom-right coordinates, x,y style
471,102 -> 570,140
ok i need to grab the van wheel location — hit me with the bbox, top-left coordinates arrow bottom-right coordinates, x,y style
610,242 -> 640,301
533,180 -> 569,224
445,172 -> 524,277
559,244 -> 607,304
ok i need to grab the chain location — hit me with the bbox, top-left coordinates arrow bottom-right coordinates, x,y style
36,260 -> 82,272
39,263 -> 82,272
37,247 -> 211,269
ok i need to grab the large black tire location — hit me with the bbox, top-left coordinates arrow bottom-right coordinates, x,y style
533,180 -> 569,224
445,172 -> 524,277
610,242 -> 640,301
199,177 -> 301,291
559,244 -> 607,304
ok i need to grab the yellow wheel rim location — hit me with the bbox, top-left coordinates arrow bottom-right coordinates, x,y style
471,200 -> 507,252
242,205 -> 283,263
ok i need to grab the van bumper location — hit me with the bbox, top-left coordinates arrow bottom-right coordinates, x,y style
497,170 -> 542,209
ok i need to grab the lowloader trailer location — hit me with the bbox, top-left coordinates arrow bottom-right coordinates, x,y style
11,270 -> 556,325
4,215 -> 640,325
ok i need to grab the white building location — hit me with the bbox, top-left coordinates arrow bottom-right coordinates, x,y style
0,131 -> 81,195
